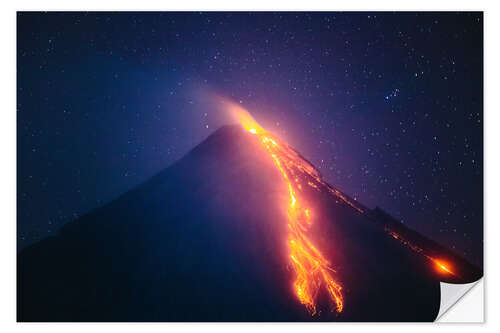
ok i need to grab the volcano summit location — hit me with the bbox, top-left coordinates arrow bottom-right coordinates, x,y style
17,123 -> 482,322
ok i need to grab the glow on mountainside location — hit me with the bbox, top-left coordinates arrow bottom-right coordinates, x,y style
225,101 -> 454,314
385,228 -> 456,276
255,128 -> 343,314
229,105 -> 343,314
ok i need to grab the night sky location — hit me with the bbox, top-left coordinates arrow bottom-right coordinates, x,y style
17,12 -> 483,266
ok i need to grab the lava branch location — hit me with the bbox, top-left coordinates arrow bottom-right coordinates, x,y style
385,228 -> 456,276
250,127 -> 344,315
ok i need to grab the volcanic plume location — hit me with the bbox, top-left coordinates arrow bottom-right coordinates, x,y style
17,111 -> 482,322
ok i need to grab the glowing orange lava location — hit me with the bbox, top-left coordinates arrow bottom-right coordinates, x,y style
385,228 -> 456,276
245,124 -> 343,315
431,258 -> 454,275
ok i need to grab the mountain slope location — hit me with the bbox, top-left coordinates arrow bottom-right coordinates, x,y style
17,125 -> 482,322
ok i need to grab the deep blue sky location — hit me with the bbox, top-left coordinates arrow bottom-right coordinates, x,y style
17,12 -> 483,265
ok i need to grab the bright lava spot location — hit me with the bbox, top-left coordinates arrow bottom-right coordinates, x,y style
385,228 -> 456,277
432,259 -> 454,275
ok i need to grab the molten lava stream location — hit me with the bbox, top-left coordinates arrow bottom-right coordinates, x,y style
250,127 -> 343,315
386,228 -> 456,277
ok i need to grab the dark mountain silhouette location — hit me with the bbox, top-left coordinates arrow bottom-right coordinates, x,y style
17,125 -> 482,322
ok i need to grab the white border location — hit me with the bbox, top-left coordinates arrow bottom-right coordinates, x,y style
0,0 -> 490,11
437,279 -> 484,322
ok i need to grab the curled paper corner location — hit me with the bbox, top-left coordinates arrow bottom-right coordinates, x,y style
436,278 -> 484,322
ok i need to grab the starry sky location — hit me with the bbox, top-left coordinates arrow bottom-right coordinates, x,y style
17,12 -> 483,266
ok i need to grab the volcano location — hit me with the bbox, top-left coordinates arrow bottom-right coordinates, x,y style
17,124 -> 482,322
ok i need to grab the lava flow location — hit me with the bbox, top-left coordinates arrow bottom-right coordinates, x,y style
231,107 -> 343,315
226,101 -> 457,314
385,227 -> 456,276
